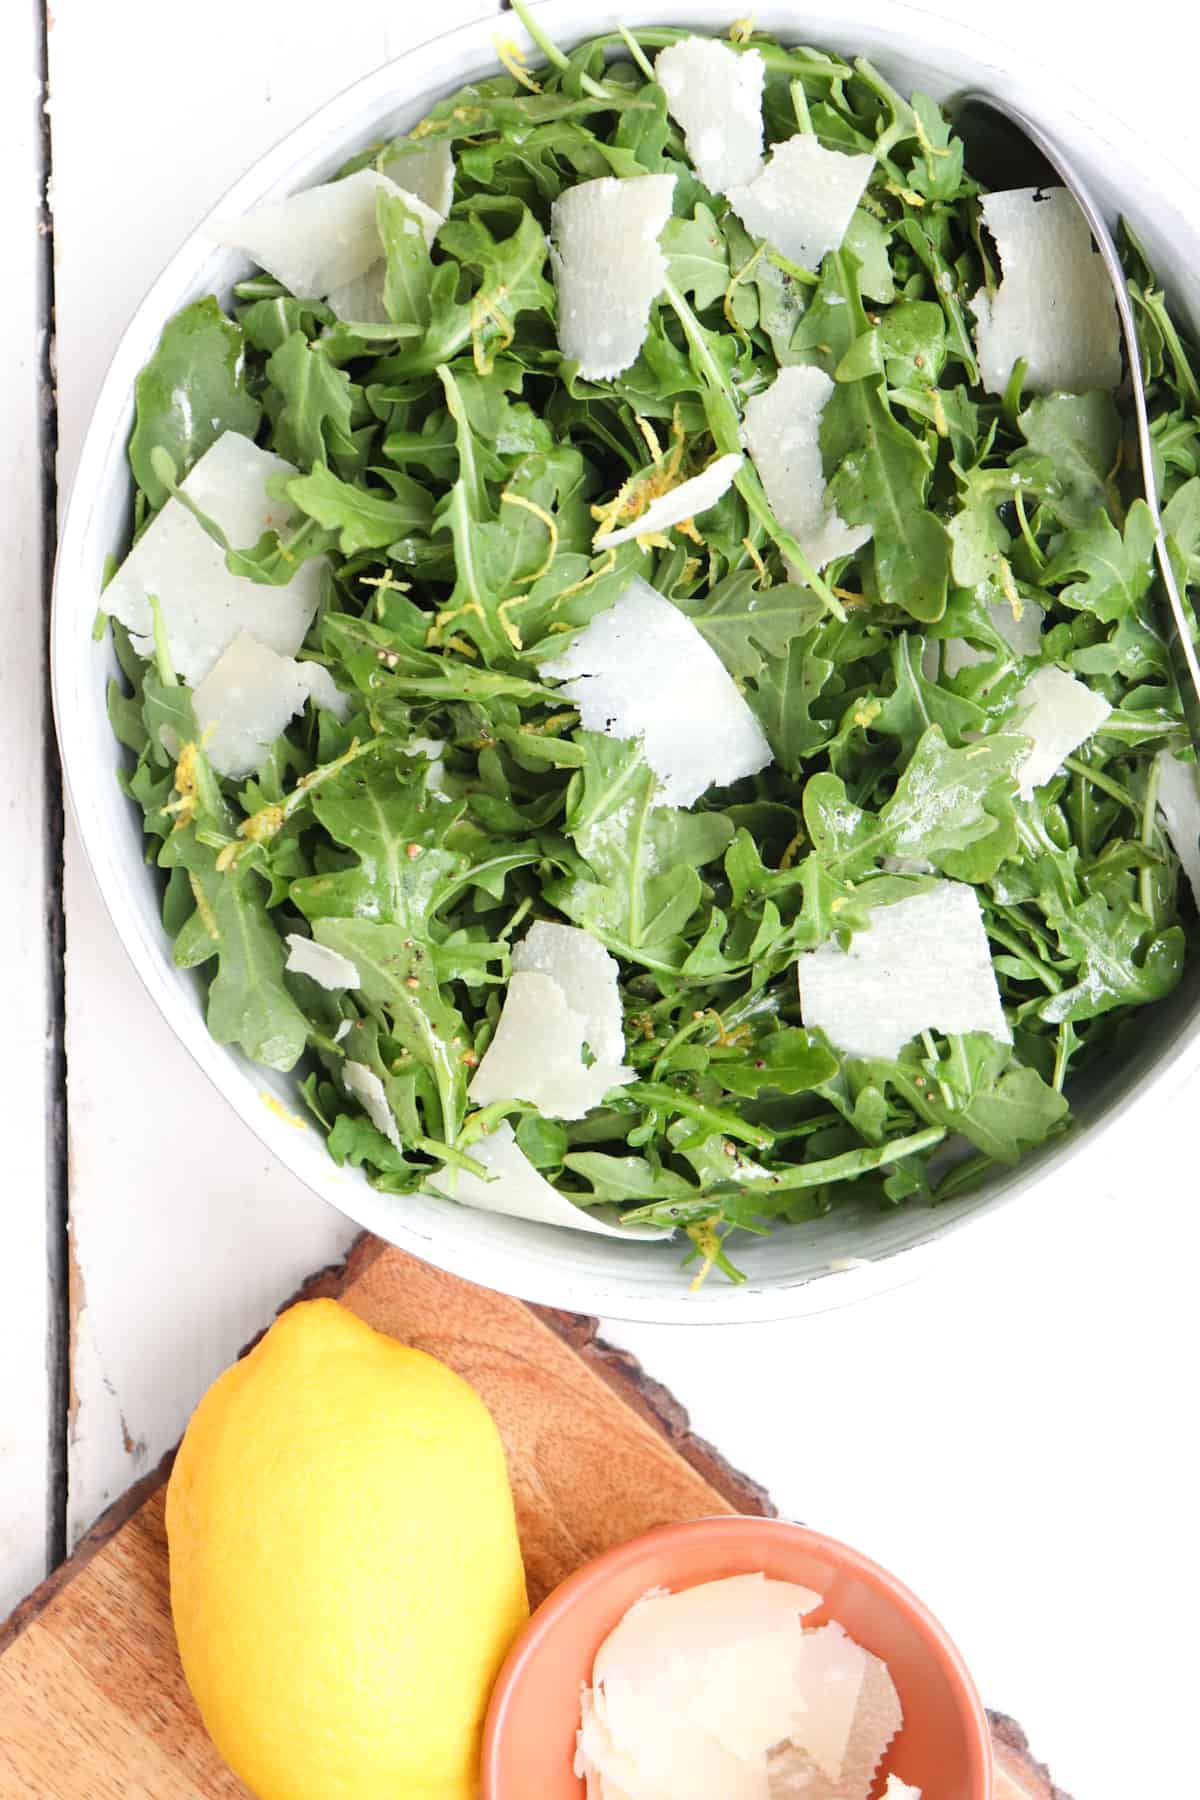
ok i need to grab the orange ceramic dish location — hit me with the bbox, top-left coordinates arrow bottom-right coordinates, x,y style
482,1515 -> 993,1800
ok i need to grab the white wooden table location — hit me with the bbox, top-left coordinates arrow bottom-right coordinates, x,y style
4,4 -> 1199,1795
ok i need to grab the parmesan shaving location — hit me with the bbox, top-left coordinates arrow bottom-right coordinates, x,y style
467,971 -> 634,1119
798,882 -> 1010,1061
284,934 -> 360,991
191,631 -> 347,778
743,366 -> 871,572
550,174 -> 675,380
768,1647 -> 903,1799
654,37 -> 765,193
401,735 -> 447,791
970,187 -> 1122,395
1156,750 -> 1200,907
1010,664 -> 1112,797
428,1121 -> 670,1238
381,140 -> 455,217
540,575 -> 772,806
727,136 -> 873,272
103,433 -> 325,685
342,1062 -> 402,1150
882,1779 -> 922,1799
511,921 -> 629,1066
594,453 -> 742,548
577,1576 -> 909,1800
469,922 -> 635,1118
921,599 -> 1044,679
210,167 -> 441,300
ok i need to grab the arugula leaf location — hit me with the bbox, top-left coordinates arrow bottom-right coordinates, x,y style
130,298 -> 262,509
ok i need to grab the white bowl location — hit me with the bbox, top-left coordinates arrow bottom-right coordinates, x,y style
53,1 -> 1200,1322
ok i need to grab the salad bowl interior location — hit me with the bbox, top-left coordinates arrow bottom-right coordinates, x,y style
53,0 -> 1200,1322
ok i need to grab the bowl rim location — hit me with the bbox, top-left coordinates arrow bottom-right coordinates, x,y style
480,1512 -> 995,1798
51,0 -> 1200,1323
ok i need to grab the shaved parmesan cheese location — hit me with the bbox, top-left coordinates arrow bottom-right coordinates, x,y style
211,167 -> 440,300
103,432 -> 324,684
582,1577 -> 823,1800
728,136 -> 873,272
970,187 -> 1121,395
577,1577 -> 910,1800
882,1779 -> 922,1799
468,970 -> 634,1118
540,575 -> 771,806
787,1624 -> 866,1780
381,140 -> 455,216
192,631 -> 347,778
342,1062 -> 402,1149
1010,664 -> 1111,797
551,174 -> 675,380
428,1121 -> 669,1238
333,1019 -> 353,1044
798,882 -> 1010,1061
921,599 -> 1045,679
595,454 -> 742,548
511,920 -> 628,1065
323,267 -> 391,325
284,934 -> 360,991
743,366 -> 871,572
402,735 -> 447,791
769,1647 -> 903,1799
1156,750 -> 1200,906
654,37 -> 765,192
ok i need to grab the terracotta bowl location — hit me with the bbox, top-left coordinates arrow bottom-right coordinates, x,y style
482,1515 -> 993,1799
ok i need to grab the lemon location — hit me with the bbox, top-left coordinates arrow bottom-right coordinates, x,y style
166,1298 -> 528,1799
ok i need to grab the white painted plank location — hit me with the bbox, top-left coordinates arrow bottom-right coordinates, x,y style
0,2 -> 55,1623
47,0 -> 502,1545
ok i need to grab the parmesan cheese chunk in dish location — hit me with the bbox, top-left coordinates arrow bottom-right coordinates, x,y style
727,135 -> 874,272
284,935 -> 360,992
341,1062 -> 402,1150
970,187 -> 1122,395
743,366 -> 872,573
1155,750 -> 1200,907
211,167 -> 441,302
575,1576 -> 906,1800
921,598 -> 1045,679
468,930 -> 636,1120
798,883 -> 1010,1062
539,575 -> 772,807
380,140 -> 455,217
769,1644 -> 904,1799
511,921 -> 629,1067
192,631 -> 347,778
102,433 -> 325,685
654,36 -> 765,192
1010,664 -> 1112,797
428,1120 -> 670,1238
882,1778 -> 922,1799
594,453 -> 742,548
550,174 -> 675,380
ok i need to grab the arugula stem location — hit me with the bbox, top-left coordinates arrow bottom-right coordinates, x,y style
986,920 -> 1064,992
508,0 -> 613,98
1062,755 -> 1135,812
146,593 -> 177,687
1139,750 -> 1163,921
629,1080 -> 773,1150
660,276 -> 847,620
746,1124 -> 945,1195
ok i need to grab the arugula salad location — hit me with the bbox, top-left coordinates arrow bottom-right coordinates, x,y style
103,12 -> 1200,1280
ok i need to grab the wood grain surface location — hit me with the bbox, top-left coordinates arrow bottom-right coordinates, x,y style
0,1238 -> 1070,1799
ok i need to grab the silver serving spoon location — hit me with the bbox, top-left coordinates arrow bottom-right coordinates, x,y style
954,92 -> 1200,757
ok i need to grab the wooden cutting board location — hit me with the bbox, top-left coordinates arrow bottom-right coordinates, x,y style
0,1237 -> 1070,1799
